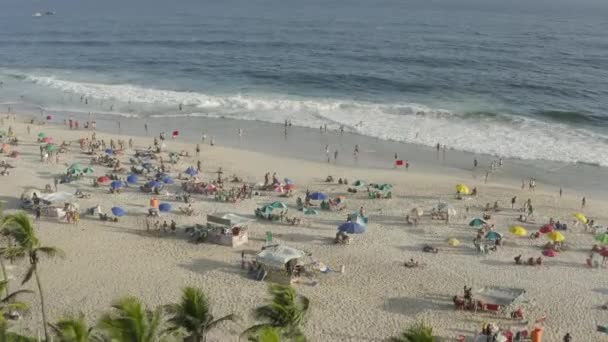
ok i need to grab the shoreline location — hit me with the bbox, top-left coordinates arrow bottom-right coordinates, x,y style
9,106 -> 608,200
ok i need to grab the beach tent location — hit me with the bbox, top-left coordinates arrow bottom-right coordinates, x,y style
110,180 -> 124,189
337,222 -> 366,234
485,231 -> 502,241
510,226 -> 528,236
546,231 -> 565,242
39,191 -> 75,203
573,212 -> 588,224
111,207 -> 125,217
97,176 -> 111,184
595,233 -> 608,245
127,174 -> 139,184
539,224 -> 554,234
447,238 -> 460,246
469,218 -> 486,227
410,207 -> 423,218
268,201 -> 287,209
456,184 -> 470,195
159,203 -> 172,212
256,245 -> 304,269
308,192 -> 328,201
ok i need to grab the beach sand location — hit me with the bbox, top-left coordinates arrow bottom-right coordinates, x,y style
1,117 -> 607,341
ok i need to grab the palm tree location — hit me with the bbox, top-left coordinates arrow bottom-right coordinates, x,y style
2,212 -> 65,342
165,287 -> 235,342
98,296 -> 166,342
0,315 -> 36,342
389,321 -> 435,342
243,284 -> 309,341
49,313 -> 99,342
0,280 -> 31,318
247,326 -> 282,342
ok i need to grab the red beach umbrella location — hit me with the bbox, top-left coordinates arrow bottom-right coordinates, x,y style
539,224 -> 554,234
97,176 -> 111,184
542,249 -> 558,257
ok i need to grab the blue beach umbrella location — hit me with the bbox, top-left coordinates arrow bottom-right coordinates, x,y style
485,231 -> 503,241
147,180 -> 162,188
158,203 -> 172,212
111,207 -> 125,217
185,167 -> 198,176
338,222 -> 366,234
161,176 -> 174,184
308,192 -> 328,201
127,174 -> 139,184
110,180 -> 124,189
105,149 -> 114,155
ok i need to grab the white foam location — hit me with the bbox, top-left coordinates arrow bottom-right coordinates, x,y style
24,73 -> 608,167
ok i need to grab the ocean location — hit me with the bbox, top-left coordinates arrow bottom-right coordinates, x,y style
1,0 -> 608,166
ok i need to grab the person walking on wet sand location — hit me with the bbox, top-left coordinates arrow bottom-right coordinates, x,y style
195,144 -> 200,156
334,149 -> 339,163
582,197 -> 586,209
511,196 -> 516,209
559,187 -> 563,198
325,145 -> 330,163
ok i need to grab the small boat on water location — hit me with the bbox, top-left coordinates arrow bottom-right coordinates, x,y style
32,12 -> 42,17
33,11 -> 55,17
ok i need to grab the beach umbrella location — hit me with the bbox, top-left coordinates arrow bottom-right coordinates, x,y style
410,207 -> 423,218
158,203 -> 172,212
510,226 -> 528,236
485,231 -> 502,241
97,176 -> 111,184
573,212 -> 588,224
42,137 -> 53,144
542,249 -> 558,257
447,238 -> 460,247
185,167 -> 198,176
378,184 -> 393,191
45,144 -> 59,152
269,201 -> 287,209
284,178 -> 294,185
456,184 -> 470,195
127,174 -> 139,184
105,149 -> 115,155
83,167 -> 94,174
111,207 -> 125,217
284,184 -> 297,191
147,180 -> 162,188
308,192 -> 328,201
67,163 -> 83,174
37,132 -> 47,138
354,180 -> 366,187
539,224 -> 554,234
546,231 -> 565,242
595,233 -> 608,245
172,130 -> 179,138
161,176 -> 174,184
338,222 -> 366,234
304,208 -> 318,215
110,180 -> 124,189
469,218 -> 486,227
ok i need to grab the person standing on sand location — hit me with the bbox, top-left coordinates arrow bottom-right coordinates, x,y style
353,145 -> 359,161
144,123 -> 148,134
559,187 -> 563,198
195,144 -> 200,156
521,179 -> 525,190
582,197 -> 586,209
474,158 -> 478,168
334,149 -> 339,163
511,196 -> 516,209
325,145 -> 330,163
484,171 -> 489,184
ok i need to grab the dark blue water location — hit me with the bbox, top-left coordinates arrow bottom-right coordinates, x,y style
1,0 -> 608,165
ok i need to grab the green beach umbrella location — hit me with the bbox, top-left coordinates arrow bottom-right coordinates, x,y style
37,132 -> 47,138
469,218 -> 486,227
269,201 -> 287,209
83,167 -> 94,174
596,233 -> 608,245
304,208 -> 318,215
354,180 -> 366,187
46,144 -> 59,152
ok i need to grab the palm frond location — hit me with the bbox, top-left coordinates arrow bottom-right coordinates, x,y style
1,289 -> 33,303
21,265 -> 35,285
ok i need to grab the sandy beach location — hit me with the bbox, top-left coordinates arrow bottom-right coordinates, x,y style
1,115 -> 608,341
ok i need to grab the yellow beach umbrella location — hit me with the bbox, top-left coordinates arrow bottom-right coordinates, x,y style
510,226 -> 528,237
573,213 -> 588,224
447,238 -> 460,247
547,231 -> 565,242
456,184 -> 470,195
